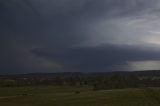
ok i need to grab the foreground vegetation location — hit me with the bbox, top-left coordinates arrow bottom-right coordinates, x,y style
0,86 -> 160,106
0,71 -> 160,105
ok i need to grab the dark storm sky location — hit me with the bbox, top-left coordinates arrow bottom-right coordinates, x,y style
1,0 -> 160,74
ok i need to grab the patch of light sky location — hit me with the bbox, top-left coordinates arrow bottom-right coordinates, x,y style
126,61 -> 160,71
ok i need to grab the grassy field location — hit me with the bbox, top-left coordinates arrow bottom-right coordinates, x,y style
0,86 -> 160,106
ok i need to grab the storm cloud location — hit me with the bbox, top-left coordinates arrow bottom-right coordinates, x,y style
1,0 -> 160,74
31,44 -> 160,72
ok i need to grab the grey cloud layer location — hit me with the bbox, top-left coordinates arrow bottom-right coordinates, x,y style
1,0 -> 160,73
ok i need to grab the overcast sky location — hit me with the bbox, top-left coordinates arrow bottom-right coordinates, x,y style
1,0 -> 160,74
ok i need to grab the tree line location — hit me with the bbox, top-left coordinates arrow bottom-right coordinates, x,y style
0,72 -> 160,90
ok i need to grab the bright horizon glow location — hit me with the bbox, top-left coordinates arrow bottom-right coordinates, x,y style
127,61 -> 160,71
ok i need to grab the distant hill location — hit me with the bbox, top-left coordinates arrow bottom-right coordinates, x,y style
1,70 -> 160,79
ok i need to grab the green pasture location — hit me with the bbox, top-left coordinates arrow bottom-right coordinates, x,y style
0,86 -> 160,106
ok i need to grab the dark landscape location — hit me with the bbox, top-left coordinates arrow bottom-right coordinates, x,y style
0,71 -> 160,106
